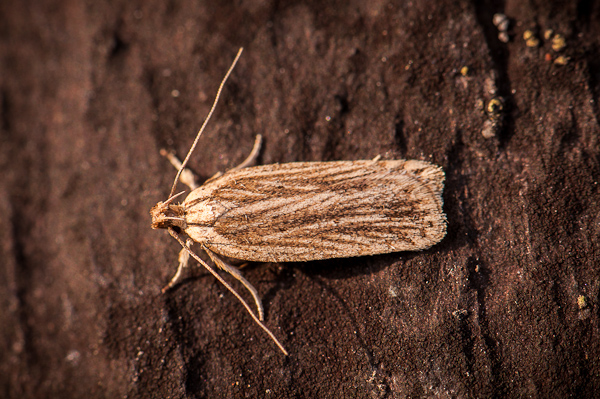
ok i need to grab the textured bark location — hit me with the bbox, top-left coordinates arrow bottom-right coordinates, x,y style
1,0 -> 599,397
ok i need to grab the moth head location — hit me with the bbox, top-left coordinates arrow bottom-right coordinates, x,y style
150,192 -> 187,231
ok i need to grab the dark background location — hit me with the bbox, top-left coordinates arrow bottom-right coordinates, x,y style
1,0 -> 599,397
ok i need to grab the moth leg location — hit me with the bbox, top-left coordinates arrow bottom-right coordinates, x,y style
371,154 -> 381,162
160,149 -> 199,190
203,135 -> 262,181
204,247 -> 265,322
161,238 -> 194,293
168,228 -> 288,355
230,134 -> 262,171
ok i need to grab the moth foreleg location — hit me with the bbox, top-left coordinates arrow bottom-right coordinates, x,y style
204,247 -> 265,322
161,238 -> 194,293
160,149 -> 199,190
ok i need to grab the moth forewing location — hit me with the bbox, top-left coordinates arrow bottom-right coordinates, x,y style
182,159 -> 446,263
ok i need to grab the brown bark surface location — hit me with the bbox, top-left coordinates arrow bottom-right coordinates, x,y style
1,1 -> 599,397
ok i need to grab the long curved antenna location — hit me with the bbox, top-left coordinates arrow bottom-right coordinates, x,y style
168,228 -> 289,356
169,48 -> 244,198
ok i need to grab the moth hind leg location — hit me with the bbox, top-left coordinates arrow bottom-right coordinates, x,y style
161,240 -> 265,322
204,247 -> 265,321
230,134 -> 262,171
166,228 -> 287,355
206,134 -> 263,181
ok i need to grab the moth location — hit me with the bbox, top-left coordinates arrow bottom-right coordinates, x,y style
151,48 -> 447,356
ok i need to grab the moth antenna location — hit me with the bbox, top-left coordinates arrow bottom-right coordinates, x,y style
169,47 -> 244,198
164,191 -> 186,205
168,228 -> 289,356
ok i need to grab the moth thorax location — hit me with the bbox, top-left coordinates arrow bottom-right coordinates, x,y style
150,202 -> 186,230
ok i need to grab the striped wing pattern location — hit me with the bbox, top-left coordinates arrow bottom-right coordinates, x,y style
185,160 -> 446,262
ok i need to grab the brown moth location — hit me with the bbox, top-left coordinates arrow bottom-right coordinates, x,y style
151,48 -> 447,356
